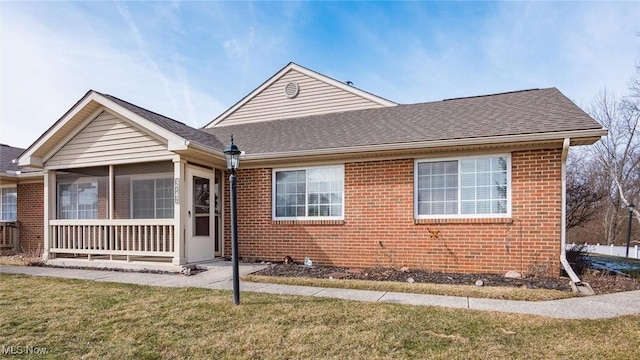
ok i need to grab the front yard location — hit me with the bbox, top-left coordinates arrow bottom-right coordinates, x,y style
1,274 -> 639,359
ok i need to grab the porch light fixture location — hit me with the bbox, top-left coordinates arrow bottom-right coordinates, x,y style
224,135 -> 242,305
626,203 -> 635,258
224,136 -> 241,172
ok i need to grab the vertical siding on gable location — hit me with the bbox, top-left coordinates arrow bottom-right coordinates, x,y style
218,70 -> 388,126
47,112 -> 173,167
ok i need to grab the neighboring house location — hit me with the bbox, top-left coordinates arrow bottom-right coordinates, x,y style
10,63 -> 605,276
0,144 -> 43,252
0,144 -> 22,222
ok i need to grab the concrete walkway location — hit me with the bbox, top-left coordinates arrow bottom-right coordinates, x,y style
2,264 -> 639,319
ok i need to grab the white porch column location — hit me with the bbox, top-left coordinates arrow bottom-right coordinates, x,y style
43,170 -> 56,260
108,165 -> 114,219
172,158 -> 187,265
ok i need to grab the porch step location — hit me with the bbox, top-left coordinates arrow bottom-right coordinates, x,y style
193,259 -> 230,270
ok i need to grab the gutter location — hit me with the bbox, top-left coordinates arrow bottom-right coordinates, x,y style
560,138 -> 580,283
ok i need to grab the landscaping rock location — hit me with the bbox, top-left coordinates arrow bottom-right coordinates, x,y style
326,272 -> 349,280
504,271 -> 522,279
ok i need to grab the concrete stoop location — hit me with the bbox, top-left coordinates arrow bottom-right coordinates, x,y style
46,258 -> 182,273
570,281 -> 595,296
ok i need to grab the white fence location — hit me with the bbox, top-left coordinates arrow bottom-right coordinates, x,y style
566,243 -> 640,259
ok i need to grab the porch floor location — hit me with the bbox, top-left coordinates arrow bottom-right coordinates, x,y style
47,255 -> 230,273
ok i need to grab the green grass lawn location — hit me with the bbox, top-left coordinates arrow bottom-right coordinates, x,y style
242,274 -> 577,301
1,274 -> 638,359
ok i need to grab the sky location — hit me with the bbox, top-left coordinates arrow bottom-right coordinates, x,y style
1,1 -> 639,149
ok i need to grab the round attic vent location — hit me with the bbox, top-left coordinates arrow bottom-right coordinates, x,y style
284,82 -> 299,99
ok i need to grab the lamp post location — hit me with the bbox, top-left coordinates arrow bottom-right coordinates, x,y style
626,203 -> 635,258
224,135 -> 242,305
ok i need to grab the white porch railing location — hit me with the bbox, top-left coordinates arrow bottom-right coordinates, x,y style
0,221 -> 20,251
49,219 -> 175,258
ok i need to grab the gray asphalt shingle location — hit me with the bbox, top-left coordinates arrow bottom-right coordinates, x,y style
96,88 -> 602,156
0,144 -> 25,173
203,88 -> 603,155
99,93 -> 225,150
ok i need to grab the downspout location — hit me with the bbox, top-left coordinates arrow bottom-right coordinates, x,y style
560,138 -> 582,284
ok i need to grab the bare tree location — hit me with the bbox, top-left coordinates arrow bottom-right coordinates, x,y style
589,90 -> 640,243
566,149 -> 605,230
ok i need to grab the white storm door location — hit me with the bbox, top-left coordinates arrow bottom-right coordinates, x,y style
187,167 -> 215,263
214,169 -> 223,257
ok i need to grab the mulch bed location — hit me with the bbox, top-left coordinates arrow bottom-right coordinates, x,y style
253,263 -> 640,294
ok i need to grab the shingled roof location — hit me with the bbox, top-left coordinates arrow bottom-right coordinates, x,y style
0,144 -> 25,173
203,88 -> 604,155
99,93 -> 225,150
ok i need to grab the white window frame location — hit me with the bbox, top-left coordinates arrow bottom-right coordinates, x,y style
414,154 -> 511,219
272,165 -> 345,221
0,186 -> 18,221
129,173 -> 174,219
57,178 -> 99,220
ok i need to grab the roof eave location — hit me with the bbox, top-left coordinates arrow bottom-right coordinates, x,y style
240,128 -> 607,164
178,141 -> 226,165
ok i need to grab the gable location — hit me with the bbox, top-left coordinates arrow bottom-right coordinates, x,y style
18,91 -> 216,169
46,110 -> 173,168
207,63 -> 396,128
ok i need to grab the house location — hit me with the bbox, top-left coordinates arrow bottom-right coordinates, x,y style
8,63 -> 606,276
0,144 -> 42,252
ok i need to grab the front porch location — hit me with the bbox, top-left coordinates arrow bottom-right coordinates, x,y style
15,91 -> 231,270
0,221 -> 20,252
42,160 -> 225,269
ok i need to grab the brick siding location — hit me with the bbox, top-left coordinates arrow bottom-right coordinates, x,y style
114,176 -> 131,219
16,182 -> 44,255
224,148 -> 562,275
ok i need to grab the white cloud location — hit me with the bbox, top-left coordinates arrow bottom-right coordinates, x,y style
223,39 -> 243,59
1,1 -> 638,149
0,3 -> 226,148
365,1 -> 640,107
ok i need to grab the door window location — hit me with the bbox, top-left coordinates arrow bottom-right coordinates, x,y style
193,176 -> 210,236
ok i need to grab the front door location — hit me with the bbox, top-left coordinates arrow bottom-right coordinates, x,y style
187,167 -> 214,263
214,169 -> 223,257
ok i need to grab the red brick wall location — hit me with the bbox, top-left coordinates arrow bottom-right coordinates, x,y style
17,182 -> 44,255
114,176 -> 131,219
98,177 -> 108,219
224,148 -> 562,275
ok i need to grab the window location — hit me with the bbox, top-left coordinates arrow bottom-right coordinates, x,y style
58,182 -> 98,219
273,166 -> 344,220
1,187 -> 17,221
131,177 -> 174,219
415,155 -> 510,218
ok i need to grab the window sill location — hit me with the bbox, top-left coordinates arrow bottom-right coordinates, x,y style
414,217 -> 513,225
272,219 -> 345,226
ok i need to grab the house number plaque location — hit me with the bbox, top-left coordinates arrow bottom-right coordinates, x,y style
174,178 -> 180,204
